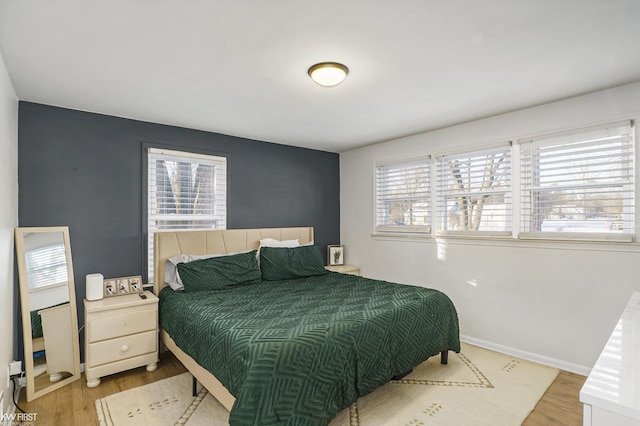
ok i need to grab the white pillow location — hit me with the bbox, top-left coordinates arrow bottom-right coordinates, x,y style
164,254 -> 191,291
259,238 -> 300,248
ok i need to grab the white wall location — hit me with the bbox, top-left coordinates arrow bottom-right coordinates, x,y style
0,52 -> 18,414
340,82 -> 640,375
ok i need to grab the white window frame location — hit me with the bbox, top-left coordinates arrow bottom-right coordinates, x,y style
435,143 -> 512,237
519,121 -> 635,242
374,156 -> 432,234
147,147 -> 227,282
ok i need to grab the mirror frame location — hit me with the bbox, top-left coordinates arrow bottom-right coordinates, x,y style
15,226 -> 81,401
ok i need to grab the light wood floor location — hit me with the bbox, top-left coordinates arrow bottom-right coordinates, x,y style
17,352 -> 187,426
17,353 -> 585,425
523,370 -> 586,426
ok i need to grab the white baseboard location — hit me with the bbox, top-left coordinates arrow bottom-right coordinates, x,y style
460,334 -> 591,376
3,405 -> 16,423
6,402 -> 15,419
1,380 -> 18,420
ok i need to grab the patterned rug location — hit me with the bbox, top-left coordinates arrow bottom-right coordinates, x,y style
95,343 -> 558,425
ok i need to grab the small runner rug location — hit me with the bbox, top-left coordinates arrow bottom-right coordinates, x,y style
96,343 -> 558,426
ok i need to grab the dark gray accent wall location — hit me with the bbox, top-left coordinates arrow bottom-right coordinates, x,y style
17,102 -> 340,358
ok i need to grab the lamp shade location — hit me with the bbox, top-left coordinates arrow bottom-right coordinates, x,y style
308,62 -> 349,87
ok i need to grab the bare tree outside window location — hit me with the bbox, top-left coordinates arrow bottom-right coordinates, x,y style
438,147 -> 511,233
153,159 -> 216,228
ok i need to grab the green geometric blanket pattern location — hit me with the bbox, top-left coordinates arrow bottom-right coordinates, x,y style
177,250 -> 261,292
259,245 -> 328,280
159,273 -> 460,425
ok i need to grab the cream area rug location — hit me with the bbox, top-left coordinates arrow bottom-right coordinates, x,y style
95,343 -> 558,426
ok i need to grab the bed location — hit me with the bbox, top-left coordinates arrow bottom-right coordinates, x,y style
153,227 -> 460,425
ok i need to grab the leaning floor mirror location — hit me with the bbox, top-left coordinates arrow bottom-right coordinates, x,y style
15,226 -> 81,401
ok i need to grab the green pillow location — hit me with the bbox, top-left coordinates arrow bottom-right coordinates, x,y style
260,245 -> 328,281
177,250 -> 261,292
31,310 -> 43,339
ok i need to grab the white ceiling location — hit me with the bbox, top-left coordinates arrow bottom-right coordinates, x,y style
1,1 -> 640,153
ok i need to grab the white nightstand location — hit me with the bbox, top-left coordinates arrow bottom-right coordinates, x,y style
325,264 -> 360,275
84,291 -> 158,388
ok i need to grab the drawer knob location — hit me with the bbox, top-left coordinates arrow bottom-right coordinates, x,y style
121,345 -> 129,352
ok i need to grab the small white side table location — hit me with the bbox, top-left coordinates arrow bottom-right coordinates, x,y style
84,291 -> 158,388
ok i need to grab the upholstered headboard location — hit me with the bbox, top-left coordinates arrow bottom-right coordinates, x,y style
153,227 -> 314,295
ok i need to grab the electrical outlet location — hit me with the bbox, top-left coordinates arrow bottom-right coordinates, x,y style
9,361 -> 21,376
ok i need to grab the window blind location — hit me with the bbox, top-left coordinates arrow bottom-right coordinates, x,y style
375,157 -> 431,233
147,148 -> 227,281
25,243 -> 68,290
519,121 -> 634,241
436,145 -> 512,235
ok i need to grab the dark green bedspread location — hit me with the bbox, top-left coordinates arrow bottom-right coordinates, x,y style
159,272 -> 460,425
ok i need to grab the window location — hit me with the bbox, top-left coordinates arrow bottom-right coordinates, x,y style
375,157 -> 431,233
147,148 -> 227,281
520,121 -> 634,241
436,145 -> 512,235
25,243 -> 68,290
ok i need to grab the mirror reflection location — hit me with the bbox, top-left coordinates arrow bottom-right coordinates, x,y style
16,227 -> 81,401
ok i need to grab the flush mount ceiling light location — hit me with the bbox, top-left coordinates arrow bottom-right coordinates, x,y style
308,62 -> 349,87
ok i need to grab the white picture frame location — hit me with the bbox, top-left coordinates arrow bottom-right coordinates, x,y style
103,275 -> 143,297
104,280 -> 116,297
327,245 -> 344,266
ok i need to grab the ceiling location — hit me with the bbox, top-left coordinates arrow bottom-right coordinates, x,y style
1,1 -> 640,153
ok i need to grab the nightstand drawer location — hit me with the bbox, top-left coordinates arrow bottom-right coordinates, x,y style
87,330 -> 156,367
87,308 -> 156,342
